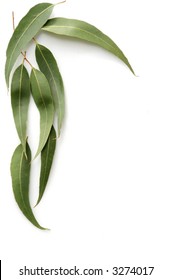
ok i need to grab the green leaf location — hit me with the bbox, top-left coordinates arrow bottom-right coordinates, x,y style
42,17 -> 134,74
35,43 -> 65,137
10,143 -> 46,230
36,126 -> 56,206
11,63 -> 30,155
5,2 -> 54,87
30,68 -> 54,158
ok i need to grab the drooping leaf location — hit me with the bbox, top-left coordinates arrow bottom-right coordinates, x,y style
5,2 -> 54,87
35,43 -> 65,137
11,63 -> 30,155
30,68 -> 54,158
10,143 -> 46,229
42,17 -> 134,74
36,126 -> 56,206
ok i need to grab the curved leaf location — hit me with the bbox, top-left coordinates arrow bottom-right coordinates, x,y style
11,63 -> 30,155
42,17 -> 134,74
30,68 -> 54,158
10,143 -> 46,229
36,43 -> 65,137
5,2 -> 54,87
36,126 -> 56,206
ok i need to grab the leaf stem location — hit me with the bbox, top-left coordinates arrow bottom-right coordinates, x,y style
12,11 -> 15,30
23,53 -> 33,68
33,37 -> 38,45
55,0 -> 67,6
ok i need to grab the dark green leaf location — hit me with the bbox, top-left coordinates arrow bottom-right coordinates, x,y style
10,143 -> 46,229
36,126 -> 56,206
36,43 -> 65,137
42,17 -> 134,74
5,2 -> 54,87
30,68 -> 54,158
11,63 -> 30,155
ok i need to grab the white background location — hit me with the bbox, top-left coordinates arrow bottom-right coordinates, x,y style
0,0 -> 171,279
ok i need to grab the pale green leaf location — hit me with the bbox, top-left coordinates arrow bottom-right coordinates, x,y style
30,68 -> 54,158
36,43 -> 65,137
5,2 -> 54,87
42,17 -> 134,74
11,63 -> 30,155
10,143 -> 46,229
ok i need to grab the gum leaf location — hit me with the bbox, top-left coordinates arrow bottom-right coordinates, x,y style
36,126 -> 57,206
36,43 -> 65,137
30,68 -> 54,158
10,143 -> 46,230
42,17 -> 134,74
5,2 -> 54,87
11,63 -> 30,155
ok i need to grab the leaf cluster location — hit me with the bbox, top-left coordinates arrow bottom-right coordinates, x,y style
5,2 -> 134,229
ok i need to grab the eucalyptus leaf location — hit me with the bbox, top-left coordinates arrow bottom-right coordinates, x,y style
36,126 -> 56,206
5,2 -> 54,87
36,43 -> 65,137
42,17 -> 134,74
10,143 -> 46,230
11,63 -> 30,155
30,68 -> 54,158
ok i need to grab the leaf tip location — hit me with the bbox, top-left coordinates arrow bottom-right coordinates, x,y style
34,198 -> 41,208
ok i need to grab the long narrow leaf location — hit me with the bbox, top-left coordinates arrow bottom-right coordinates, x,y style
36,43 -> 65,137
10,143 -> 46,229
42,17 -> 134,74
30,68 -> 54,158
36,126 -> 56,206
11,63 -> 30,155
5,2 -> 54,87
